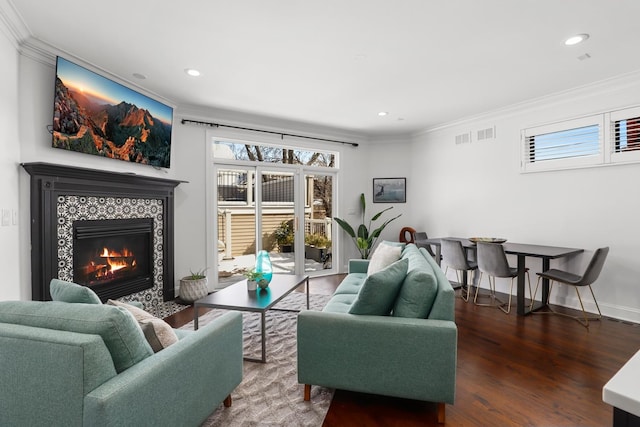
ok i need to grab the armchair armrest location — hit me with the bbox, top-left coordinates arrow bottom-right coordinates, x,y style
84,311 -> 243,427
297,310 -> 457,403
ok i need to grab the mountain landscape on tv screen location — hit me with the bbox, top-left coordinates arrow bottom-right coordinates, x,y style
52,77 -> 172,168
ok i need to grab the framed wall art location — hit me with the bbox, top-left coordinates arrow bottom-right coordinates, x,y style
373,177 -> 406,203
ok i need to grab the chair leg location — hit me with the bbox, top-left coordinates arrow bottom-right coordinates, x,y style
532,280 -> 602,328
475,274 -> 508,310
499,277 -> 514,314
456,270 -> 471,302
573,286 -> 603,327
587,285 -> 603,318
474,272 -> 482,304
474,273 -> 493,306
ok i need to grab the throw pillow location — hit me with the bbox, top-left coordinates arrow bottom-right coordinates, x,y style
50,278 -> 102,304
392,269 -> 438,318
349,258 -> 409,315
107,300 -> 179,352
367,242 -> 402,275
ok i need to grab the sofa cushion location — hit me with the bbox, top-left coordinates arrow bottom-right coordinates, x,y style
323,293 -> 358,313
348,258 -> 409,315
107,300 -> 178,352
50,278 -> 102,304
367,242 -> 402,275
333,273 -> 366,295
0,301 -> 153,373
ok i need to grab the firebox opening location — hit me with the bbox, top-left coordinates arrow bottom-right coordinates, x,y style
73,218 -> 154,301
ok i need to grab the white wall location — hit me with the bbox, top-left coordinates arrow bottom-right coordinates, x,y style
0,18 -> 21,300
411,72 -> 640,323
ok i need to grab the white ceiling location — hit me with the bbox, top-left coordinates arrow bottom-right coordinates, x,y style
9,0 -> 640,137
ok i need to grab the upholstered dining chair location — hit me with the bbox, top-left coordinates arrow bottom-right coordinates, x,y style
530,247 -> 609,327
413,231 -> 437,258
476,242 -> 531,314
441,239 -> 477,302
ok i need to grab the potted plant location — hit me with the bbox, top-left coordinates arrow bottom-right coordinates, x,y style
333,193 -> 402,259
243,268 -> 263,291
274,220 -> 294,252
304,233 -> 331,262
179,268 -> 208,303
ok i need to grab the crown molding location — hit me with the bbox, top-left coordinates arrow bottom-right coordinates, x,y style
0,0 -> 30,48
414,68 -> 640,137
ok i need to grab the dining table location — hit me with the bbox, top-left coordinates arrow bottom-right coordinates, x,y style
423,237 -> 584,316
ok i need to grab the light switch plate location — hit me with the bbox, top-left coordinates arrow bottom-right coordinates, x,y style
1,209 -> 10,226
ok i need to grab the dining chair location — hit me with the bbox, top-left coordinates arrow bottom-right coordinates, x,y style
441,238 -> 477,302
476,242 -> 531,314
413,231 -> 436,258
530,247 -> 609,327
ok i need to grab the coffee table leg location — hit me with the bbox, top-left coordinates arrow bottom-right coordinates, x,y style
261,311 -> 266,363
193,305 -> 199,330
306,277 -> 310,309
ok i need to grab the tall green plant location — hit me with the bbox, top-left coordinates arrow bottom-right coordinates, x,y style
333,193 -> 402,259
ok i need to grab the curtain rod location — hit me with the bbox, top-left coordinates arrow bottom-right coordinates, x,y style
181,118 -> 359,147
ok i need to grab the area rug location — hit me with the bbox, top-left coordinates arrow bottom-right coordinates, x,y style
179,292 -> 334,427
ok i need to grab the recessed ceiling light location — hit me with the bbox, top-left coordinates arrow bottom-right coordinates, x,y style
132,72 -> 147,80
565,34 -> 589,46
185,68 -> 201,77
378,111 -> 388,117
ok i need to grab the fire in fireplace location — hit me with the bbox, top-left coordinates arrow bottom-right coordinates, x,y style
73,218 -> 154,301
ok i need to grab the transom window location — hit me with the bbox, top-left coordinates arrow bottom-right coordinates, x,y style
213,140 -> 337,168
521,105 -> 640,173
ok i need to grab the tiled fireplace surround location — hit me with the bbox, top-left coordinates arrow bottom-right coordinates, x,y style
23,163 -> 183,310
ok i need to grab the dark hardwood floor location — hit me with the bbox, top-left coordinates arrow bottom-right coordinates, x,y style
164,275 -> 640,426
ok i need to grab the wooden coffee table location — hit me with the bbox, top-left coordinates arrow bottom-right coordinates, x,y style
193,274 -> 309,363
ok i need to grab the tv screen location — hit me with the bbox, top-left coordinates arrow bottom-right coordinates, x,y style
52,56 -> 173,168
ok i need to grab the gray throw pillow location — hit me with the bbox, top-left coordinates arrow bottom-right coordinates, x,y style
50,278 -> 102,304
107,299 -> 179,352
349,258 -> 409,315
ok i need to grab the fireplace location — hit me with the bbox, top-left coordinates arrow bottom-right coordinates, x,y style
22,162 -> 184,306
73,218 -> 154,301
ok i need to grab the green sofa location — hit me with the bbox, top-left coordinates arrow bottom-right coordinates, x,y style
297,244 -> 457,423
0,300 -> 243,427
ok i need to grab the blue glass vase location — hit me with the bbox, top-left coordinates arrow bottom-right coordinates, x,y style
255,250 -> 273,288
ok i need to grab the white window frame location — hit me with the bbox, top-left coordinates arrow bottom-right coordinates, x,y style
522,105 -> 640,173
521,114 -> 604,173
609,105 -> 640,165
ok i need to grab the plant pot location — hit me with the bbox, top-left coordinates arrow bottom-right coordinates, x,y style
280,244 -> 293,253
305,245 -> 327,263
247,279 -> 257,291
179,277 -> 208,303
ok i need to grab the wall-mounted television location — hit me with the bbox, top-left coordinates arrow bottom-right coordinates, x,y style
52,56 -> 173,168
